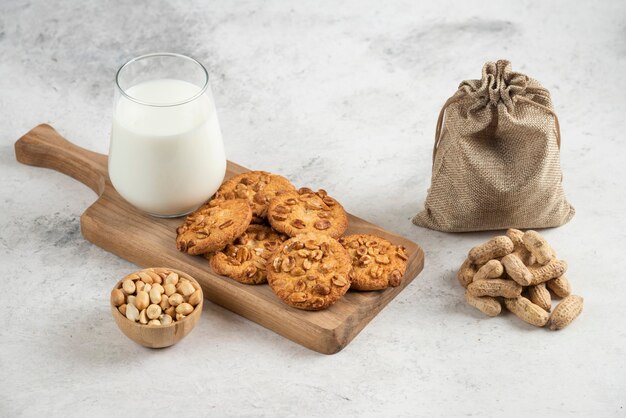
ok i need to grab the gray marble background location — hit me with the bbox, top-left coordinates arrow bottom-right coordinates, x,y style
1,1 -> 625,416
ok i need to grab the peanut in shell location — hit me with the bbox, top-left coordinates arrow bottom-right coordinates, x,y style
506,229 -> 534,265
464,291 -> 501,317
505,228 -> 525,248
549,295 -> 583,330
457,258 -> 477,288
547,275 -> 571,298
473,259 -> 504,282
504,296 -> 550,327
527,283 -> 551,312
523,230 -> 556,266
467,279 -> 522,299
529,259 -> 568,285
501,253 -> 533,286
468,236 -> 514,265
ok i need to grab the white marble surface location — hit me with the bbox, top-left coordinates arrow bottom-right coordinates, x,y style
1,1 -> 625,416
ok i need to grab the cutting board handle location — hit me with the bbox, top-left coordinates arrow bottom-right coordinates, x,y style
15,124 -> 108,195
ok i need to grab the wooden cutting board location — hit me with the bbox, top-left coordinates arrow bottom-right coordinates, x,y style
15,124 -> 424,354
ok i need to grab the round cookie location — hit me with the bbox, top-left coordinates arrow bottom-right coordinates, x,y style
176,199 -> 252,255
267,188 -> 348,239
215,171 -> 296,223
267,233 -> 351,311
209,224 -> 288,285
339,234 -> 409,291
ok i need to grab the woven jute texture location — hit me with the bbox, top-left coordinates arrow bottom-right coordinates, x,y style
413,60 -> 575,232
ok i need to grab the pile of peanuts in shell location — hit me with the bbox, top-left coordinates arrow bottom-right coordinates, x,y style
458,229 -> 583,330
111,268 -> 202,326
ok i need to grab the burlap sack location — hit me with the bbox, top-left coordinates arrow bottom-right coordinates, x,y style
413,60 -> 574,232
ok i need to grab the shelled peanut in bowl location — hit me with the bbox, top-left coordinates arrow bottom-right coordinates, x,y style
458,229 -> 583,330
110,268 -> 203,348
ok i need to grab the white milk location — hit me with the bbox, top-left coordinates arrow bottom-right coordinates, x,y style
109,78 -> 226,216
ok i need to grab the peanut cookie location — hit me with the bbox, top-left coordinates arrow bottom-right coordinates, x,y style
209,224 -> 288,284
267,188 -> 348,239
267,233 -> 351,310
339,234 -> 408,291
215,171 -> 296,223
176,199 -> 252,255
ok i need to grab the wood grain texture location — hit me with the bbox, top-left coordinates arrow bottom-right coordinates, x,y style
15,124 -> 424,354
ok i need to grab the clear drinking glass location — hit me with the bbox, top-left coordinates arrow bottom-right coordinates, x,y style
109,53 -> 226,217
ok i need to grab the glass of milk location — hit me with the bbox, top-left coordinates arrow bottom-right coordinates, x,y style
109,53 -> 226,217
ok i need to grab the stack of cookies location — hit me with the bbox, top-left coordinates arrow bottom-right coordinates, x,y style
175,171 -> 409,311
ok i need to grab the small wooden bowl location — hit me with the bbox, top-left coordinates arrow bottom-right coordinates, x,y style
111,267 -> 203,348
